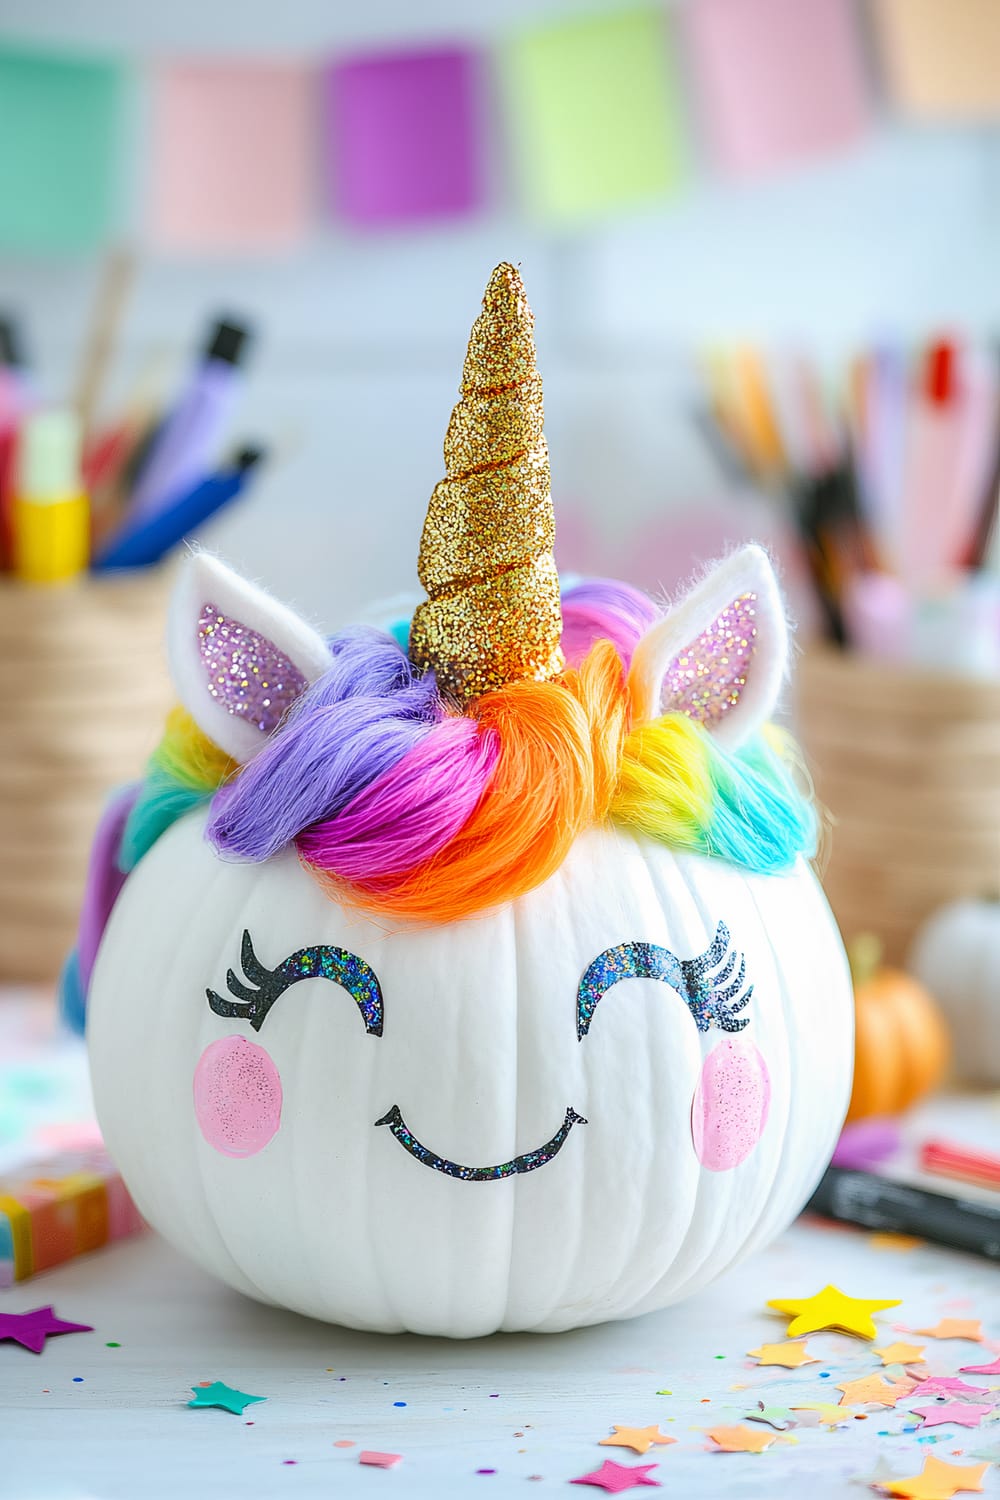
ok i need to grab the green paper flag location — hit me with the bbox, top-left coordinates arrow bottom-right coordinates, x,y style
503,8 -> 685,223
0,44 -> 123,252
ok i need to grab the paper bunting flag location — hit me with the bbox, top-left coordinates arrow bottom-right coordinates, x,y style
502,8 -> 685,223
0,44 -> 122,252
149,62 -> 313,252
325,47 -> 482,228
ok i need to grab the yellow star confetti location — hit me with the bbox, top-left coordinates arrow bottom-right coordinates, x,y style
599,1425 -> 676,1456
915,1319 -> 984,1342
835,1373 -> 915,1408
875,1342 -> 926,1366
766,1284 -> 901,1340
746,1340 -> 819,1369
882,1455 -> 991,1499
706,1424 -> 780,1453
790,1402 -> 856,1426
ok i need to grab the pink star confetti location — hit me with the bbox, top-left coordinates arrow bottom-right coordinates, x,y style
961,1355 -> 1000,1376
911,1401 -> 993,1429
570,1459 -> 661,1491
0,1306 -> 93,1354
359,1451 -> 402,1469
916,1377 -> 991,1398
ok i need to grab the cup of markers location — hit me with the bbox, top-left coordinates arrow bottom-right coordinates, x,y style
0,312 -> 263,980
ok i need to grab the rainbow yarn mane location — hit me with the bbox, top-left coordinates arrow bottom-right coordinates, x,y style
119,573 -> 814,926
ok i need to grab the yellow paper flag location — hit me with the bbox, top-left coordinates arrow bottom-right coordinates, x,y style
502,8 -> 685,223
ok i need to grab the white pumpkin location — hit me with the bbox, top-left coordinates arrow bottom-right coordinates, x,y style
87,549 -> 854,1336
910,898 -> 1000,1086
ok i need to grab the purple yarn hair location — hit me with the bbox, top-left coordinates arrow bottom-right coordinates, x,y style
208,627 -> 442,862
559,579 -> 658,669
208,581 -> 656,874
297,717 -> 500,880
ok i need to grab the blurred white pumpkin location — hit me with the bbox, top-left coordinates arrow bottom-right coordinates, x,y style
910,898 -> 1000,1086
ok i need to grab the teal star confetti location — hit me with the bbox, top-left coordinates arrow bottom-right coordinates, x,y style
188,1381 -> 266,1415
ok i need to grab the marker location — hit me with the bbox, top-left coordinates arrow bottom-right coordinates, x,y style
94,448 -> 263,571
808,1165 -> 1000,1261
12,410 -> 89,584
0,315 -> 32,570
127,317 -> 252,524
920,1140 -> 1000,1192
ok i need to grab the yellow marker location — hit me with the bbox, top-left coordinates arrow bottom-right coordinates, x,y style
13,409 -> 89,584
732,347 -> 786,477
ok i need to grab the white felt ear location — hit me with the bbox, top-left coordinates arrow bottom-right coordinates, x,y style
627,545 -> 789,748
167,551 -> 332,763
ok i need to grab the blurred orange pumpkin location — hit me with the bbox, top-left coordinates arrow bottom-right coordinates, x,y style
845,934 -> 950,1122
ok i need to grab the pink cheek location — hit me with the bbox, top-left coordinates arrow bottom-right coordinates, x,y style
193,1036 -> 282,1158
691,1037 -> 770,1172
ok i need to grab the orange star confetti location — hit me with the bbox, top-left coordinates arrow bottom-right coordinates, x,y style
915,1319 -> 984,1342
746,1340 -> 819,1369
599,1426 -> 676,1456
835,1373 -> 915,1408
766,1284 -> 901,1340
706,1424 -> 779,1453
875,1342 -> 926,1366
882,1455 -> 991,1499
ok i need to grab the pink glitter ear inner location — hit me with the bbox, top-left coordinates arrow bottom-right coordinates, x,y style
662,593 -> 758,728
198,602 -> 309,735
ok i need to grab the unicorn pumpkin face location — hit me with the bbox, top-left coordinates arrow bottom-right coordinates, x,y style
82,266 -> 852,1336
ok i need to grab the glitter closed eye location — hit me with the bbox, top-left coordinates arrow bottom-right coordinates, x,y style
206,930 -> 384,1035
577,922 -> 753,1040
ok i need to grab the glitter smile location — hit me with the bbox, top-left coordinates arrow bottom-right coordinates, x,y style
374,1105 -> 587,1181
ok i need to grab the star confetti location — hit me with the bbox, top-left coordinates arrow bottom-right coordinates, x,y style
188,1381 -> 266,1416
0,1306 -> 93,1354
851,1455 -> 906,1488
916,1319 -> 984,1343
911,1401 -> 993,1430
706,1424 -> 780,1453
745,1404 -> 796,1430
876,1342 -> 927,1366
961,1356 -> 1000,1376
599,1426 -> 675,1456
570,1460 -> 660,1491
882,1455 -> 991,1499
835,1373 -> 915,1408
789,1402 -> 856,1426
359,1452 -> 402,1469
766,1284 -> 901,1340
746,1339 -> 819,1368
917,1377 -> 991,1398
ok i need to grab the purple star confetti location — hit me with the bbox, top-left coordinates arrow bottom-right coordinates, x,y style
0,1306 -> 93,1354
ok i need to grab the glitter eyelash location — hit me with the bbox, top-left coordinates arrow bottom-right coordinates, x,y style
206,930 -> 384,1036
576,921 -> 752,1040
374,1105 -> 586,1181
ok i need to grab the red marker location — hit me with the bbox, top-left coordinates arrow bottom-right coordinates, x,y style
925,337 -> 957,406
920,1140 -> 1000,1192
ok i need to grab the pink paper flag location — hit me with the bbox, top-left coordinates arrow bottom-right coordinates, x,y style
325,47 -> 482,228
684,0 -> 870,179
149,62 -> 313,252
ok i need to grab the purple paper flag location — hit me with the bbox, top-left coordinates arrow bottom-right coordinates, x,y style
325,46 -> 482,228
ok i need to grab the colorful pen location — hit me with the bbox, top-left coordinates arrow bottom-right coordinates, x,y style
127,317 -> 252,524
93,447 -> 263,571
12,410 -> 89,585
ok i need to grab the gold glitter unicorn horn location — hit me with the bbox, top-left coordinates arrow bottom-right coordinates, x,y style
408,263 -> 564,703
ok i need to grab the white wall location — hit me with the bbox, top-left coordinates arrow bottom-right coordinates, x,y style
2,0 -> 999,629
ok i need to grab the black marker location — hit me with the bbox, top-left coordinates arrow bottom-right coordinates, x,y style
807,1166 -> 1000,1262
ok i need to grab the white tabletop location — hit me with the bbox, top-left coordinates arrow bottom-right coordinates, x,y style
2,1212 -> 999,1500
